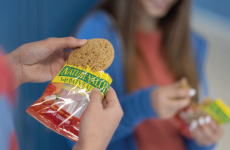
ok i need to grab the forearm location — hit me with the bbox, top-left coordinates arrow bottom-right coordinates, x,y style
111,86 -> 157,142
73,141 -> 94,150
73,137 -> 107,150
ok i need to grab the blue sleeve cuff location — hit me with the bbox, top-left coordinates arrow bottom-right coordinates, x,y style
140,86 -> 158,118
122,86 -> 158,125
184,137 -> 216,150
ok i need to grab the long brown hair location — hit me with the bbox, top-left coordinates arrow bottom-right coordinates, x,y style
99,0 -> 198,100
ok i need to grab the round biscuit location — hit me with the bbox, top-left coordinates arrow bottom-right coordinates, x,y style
68,39 -> 114,72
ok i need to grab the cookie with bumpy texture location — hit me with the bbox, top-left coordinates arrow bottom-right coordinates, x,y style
68,39 -> 114,72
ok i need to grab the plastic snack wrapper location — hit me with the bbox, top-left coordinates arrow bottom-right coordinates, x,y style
176,97 -> 230,138
27,63 -> 112,142
173,80 -> 230,138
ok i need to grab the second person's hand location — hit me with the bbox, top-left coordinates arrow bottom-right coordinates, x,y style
192,119 -> 223,146
151,80 -> 192,119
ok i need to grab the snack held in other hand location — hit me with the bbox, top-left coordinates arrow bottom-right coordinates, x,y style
27,39 -> 114,142
181,98 -> 230,126
176,81 -> 230,138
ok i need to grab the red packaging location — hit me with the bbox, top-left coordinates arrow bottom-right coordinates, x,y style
27,64 -> 112,142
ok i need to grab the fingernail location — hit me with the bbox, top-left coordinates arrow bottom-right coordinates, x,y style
205,115 -> 211,124
189,89 -> 196,97
189,120 -> 198,131
91,88 -> 100,92
198,117 -> 205,126
80,39 -> 87,44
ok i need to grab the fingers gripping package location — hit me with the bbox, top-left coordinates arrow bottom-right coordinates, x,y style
27,39 -> 114,142
176,81 -> 230,138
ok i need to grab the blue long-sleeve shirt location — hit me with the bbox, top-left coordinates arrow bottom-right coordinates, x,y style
69,10 -> 215,150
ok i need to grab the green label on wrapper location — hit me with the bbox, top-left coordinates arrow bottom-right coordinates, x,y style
203,99 -> 230,125
52,63 -> 112,96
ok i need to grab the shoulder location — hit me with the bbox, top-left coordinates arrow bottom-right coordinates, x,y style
75,9 -> 115,39
190,31 -> 207,54
191,32 -> 206,44
190,31 -> 208,64
81,9 -> 111,26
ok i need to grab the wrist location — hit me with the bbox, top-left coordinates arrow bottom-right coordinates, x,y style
143,87 -> 158,118
150,89 -> 157,110
150,88 -> 160,118
74,140 -> 91,150
4,52 -> 23,89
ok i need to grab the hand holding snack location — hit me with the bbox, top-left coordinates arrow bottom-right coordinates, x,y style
73,88 -> 123,150
177,79 -> 230,145
5,37 -> 87,88
180,98 -> 223,145
151,79 -> 194,119
192,120 -> 223,146
27,38 -> 115,142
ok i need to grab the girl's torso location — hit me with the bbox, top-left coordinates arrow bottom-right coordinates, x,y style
134,31 -> 186,150
73,10 -> 208,150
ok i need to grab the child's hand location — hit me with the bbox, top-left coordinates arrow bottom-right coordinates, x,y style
73,87 -> 123,150
151,79 -> 194,119
192,120 -> 223,146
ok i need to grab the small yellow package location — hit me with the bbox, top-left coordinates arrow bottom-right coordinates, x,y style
202,99 -> 230,125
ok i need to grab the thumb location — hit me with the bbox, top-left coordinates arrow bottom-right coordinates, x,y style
42,37 -> 87,52
104,87 -> 119,109
88,88 -> 102,106
170,98 -> 190,111
167,79 -> 191,99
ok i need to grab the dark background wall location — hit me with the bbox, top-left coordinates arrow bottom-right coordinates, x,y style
0,0 -> 229,150
0,1 -> 98,150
